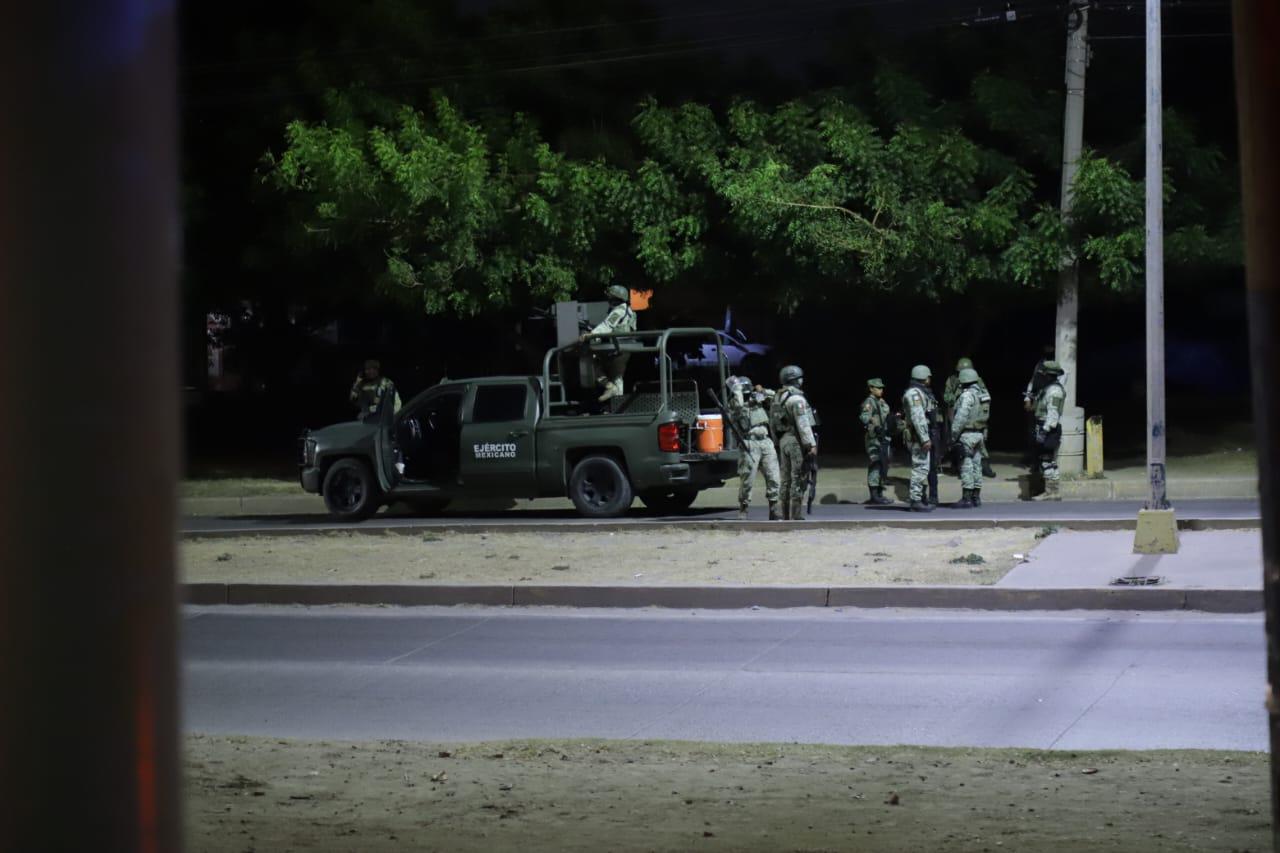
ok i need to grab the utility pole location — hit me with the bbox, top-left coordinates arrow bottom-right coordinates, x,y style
1055,1 -> 1090,475
1231,1 -> 1280,844
1144,0 -> 1169,511
1131,0 -> 1178,555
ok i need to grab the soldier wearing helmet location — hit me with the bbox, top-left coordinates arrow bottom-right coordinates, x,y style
950,367 -> 991,508
771,364 -> 817,520
725,375 -> 782,520
944,357 -> 996,479
585,283 -> 637,402
901,364 -> 938,512
349,359 -> 401,418
859,378 -> 895,505
1032,360 -> 1067,501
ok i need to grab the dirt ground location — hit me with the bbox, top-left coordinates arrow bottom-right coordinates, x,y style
184,735 -> 1269,852
182,528 -> 1042,586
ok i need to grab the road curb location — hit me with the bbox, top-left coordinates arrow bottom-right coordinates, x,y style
181,582 -> 1262,613
181,515 -> 1260,539
181,475 -> 1258,518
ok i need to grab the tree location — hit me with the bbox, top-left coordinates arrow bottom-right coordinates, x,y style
267,94 -> 705,314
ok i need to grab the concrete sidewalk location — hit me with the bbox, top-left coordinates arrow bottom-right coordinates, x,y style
182,530 -> 1264,613
1000,530 -> 1261,591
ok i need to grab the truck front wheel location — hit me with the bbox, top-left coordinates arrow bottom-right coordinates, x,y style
321,458 -> 380,521
569,455 -> 634,518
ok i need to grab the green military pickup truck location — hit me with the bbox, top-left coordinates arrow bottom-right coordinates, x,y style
298,328 -> 741,519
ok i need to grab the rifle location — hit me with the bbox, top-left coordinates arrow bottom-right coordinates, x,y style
806,448 -> 819,514
707,387 -> 755,465
879,411 -> 899,484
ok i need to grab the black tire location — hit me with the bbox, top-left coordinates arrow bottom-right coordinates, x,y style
321,458 -> 380,521
638,488 -> 698,514
568,455 -> 634,518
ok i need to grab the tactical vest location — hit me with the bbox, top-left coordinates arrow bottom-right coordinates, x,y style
771,387 -> 802,436
1034,382 -> 1065,422
901,385 -> 937,442
959,386 -> 991,431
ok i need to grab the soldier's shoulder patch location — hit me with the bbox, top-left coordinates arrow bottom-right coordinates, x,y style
862,401 -> 872,411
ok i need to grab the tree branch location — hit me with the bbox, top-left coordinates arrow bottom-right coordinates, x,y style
769,198 -> 886,234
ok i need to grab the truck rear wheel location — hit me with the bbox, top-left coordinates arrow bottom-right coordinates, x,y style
321,458 -> 380,521
569,455 -> 634,518
639,488 -> 698,514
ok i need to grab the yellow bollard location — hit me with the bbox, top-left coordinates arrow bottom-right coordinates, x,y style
1085,415 -> 1104,477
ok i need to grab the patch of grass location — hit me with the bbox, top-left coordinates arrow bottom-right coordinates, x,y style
181,477 -> 298,498
1036,525 -> 1059,540
949,553 -> 986,565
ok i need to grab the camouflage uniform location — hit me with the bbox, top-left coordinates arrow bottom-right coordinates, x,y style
901,375 -> 938,506
944,360 -> 993,477
1033,366 -> 1067,499
727,380 -> 781,519
950,376 -> 991,505
591,287 -> 637,401
350,376 -> 401,418
772,374 -> 817,521
859,380 -> 893,503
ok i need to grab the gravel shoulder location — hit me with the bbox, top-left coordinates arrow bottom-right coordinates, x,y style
184,735 -> 1268,852
181,528 -> 1042,586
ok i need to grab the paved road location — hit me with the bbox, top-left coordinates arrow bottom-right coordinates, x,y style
183,497 -> 1259,535
183,606 -> 1266,750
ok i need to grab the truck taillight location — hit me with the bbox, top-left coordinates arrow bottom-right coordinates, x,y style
657,422 -> 681,453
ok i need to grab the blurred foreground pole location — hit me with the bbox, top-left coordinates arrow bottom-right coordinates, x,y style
0,4 -> 181,853
1232,2 -> 1280,848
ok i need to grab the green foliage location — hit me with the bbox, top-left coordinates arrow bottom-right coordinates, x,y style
636,92 -> 1040,299
268,95 -> 703,314
264,53 -> 1239,314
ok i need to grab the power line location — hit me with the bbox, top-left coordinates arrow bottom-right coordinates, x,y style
183,0 -> 912,75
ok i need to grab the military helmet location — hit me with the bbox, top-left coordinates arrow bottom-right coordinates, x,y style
867,377 -> 885,389
910,364 -> 931,381
605,283 -> 629,302
779,365 -> 804,385
1042,360 -> 1065,375
727,375 -> 751,393
958,367 -> 980,384
955,357 -> 973,371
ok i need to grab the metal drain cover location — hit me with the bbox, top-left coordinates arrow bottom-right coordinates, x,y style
1110,575 -> 1165,587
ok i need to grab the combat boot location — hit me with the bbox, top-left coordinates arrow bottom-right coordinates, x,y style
737,505 -> 749,520
982,461 -> 997,478
872,488 -> 893,506
1033,481 -> 1061,502
971,488 -> 982,508
909,499 -> 933,513
768,502 -> 782,520
955,489 -> 974,509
